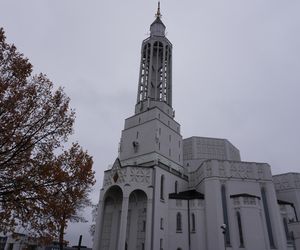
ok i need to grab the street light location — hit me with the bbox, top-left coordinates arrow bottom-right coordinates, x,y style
220,224 -> 227,250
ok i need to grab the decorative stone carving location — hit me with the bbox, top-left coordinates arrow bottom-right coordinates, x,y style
129,167 -> 151,184
219,163 -> 226,177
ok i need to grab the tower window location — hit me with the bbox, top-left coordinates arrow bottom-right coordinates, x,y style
139,117 -> 141,123
160,175 -> 165,200
175,181 -> 178,193
176,212 -> 182,232
136,131 -> 139,139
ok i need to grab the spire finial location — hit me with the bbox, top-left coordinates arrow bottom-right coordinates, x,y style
156,1 -> 162,18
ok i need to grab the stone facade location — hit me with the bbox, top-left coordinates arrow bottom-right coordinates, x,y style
93,5 -> 300,250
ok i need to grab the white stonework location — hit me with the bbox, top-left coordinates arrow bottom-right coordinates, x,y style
93,5 -> 300,250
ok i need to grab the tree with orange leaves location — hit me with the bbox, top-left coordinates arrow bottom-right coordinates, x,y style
0,27 -> 95,246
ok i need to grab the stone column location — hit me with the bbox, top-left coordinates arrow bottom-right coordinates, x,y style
92,190 -> 104,250
118,196 -> 129,250
145,198 -> 153,250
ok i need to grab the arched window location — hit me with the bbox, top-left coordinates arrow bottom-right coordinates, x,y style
236,212 -> 244,247
176,212 -> 182,232
191,213 -> 196,232
160,175 -> 165,200
175,181 -> 178,193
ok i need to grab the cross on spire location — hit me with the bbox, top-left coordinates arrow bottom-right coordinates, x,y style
156,1 -> 162,18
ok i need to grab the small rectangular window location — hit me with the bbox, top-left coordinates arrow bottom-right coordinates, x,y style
136,131 -> 139,139
160,218 -> 164,229
142,220 -> 146,232
160,239 -> 163,250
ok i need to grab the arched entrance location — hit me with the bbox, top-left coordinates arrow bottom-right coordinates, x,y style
100,186 -> 123,250
126,190 -> 148,250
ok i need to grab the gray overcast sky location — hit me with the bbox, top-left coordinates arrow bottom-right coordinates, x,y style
1,0 -> 300,247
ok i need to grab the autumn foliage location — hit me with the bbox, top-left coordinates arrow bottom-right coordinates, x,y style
0,27 -> 95,245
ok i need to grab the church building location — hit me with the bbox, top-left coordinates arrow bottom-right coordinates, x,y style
93,4 -> 300,250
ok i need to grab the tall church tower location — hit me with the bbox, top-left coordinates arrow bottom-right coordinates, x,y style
119,2 -> 183,172
93,3 -> 188,250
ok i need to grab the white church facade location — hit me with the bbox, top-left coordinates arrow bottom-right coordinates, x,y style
93,4 -> 300,250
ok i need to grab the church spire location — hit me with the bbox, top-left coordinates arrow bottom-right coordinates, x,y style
135,3 -> 172,113
156,1 -> 161,18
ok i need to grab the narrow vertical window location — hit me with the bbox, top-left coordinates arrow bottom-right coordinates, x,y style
169,134 -> 171,142
160,175 -> 165,200
160,239 -> 163,250
139,117 -> 141,123
191,213 -> 196,232
136,131 -> 139,139
221,185 -> 231,245
142,220 -> 146,232
236,212 -> 244,247
168,120 -> 170,126
176,212 -> 182,232
159,127 -> 161,135
175,181 -> 178,193
261,187 -> 275,248
283,217 -> 291,241
160,218 -> 164,229
158,113 -> 160,119
158,142 -> 161,150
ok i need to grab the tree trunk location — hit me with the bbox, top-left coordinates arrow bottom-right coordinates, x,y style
59,218 -> 66,250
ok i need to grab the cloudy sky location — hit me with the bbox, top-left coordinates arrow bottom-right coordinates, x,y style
1,0 -> 300,246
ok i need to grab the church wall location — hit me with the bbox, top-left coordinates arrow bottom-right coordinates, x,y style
274,173 -> 300,219
191,160 -> 289,250
231,197 -> 268,250
152,166 -> 188,250
203,177 -> 225,250
189,199 -> 206,250
167,199 -> 189,250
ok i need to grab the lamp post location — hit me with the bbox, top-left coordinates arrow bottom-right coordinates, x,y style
221,224 -> 227,250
